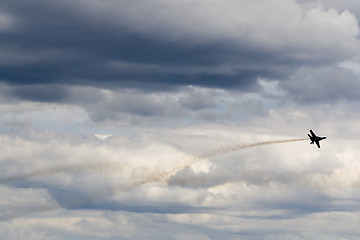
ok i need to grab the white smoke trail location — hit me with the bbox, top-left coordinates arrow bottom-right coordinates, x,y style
198,138 -> 308,159
160,138 -> 308,183
116,138 -> 308,192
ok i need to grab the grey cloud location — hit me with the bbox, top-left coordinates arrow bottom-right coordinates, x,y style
179,87 -> 218,111
0,11 -> 12,31
9,85 -> 71,102
70,86 -> 232,123
0,0 -> 261,89
1,84 -> 245,125
86,93 -> 169,122
0,0 -> 359,97
279,66 -> 360,104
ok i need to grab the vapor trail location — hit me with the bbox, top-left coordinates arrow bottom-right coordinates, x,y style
162,138 -> 308,181
117,138 -> 308,192
0,162 -> 125,184
199,138 -> 308,159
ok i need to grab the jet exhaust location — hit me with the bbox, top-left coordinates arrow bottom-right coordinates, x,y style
117,138 -> 308,192
199,138 -> 308,160
164,138 -> 308,181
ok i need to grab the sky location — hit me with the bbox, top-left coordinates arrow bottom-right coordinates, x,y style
1,0 -> 360,239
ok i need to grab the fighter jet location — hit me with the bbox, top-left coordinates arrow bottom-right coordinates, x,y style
308,130 -> 326,148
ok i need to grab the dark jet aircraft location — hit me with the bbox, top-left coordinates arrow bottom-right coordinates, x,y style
308,130 -> 326,148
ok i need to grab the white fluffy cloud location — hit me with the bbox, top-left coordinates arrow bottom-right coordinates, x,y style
1,116 -> 360,239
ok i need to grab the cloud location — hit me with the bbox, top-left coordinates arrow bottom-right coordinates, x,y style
1,121 -> 360,239
84,0 -> 359,52
297,0 -> 360,18
0,0 -> 359,92
279,66 -> 360,104
9,85 -> 72,102
1,84 -> 243,125
1,1 -> 360,239
0,11 -> 12,31
0,186 -> 57,221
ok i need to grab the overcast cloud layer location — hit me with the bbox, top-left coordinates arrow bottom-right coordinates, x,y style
1,0 -> 360,239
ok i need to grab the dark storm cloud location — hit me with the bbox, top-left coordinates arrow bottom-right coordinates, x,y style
0,0 -> 359,109
0,0 -> 358,97
0,0 -> 269,91
9,85 -> 71,102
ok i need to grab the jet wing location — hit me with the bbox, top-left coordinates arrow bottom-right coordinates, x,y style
310,130 -> 317,138
315,141 -> 320,148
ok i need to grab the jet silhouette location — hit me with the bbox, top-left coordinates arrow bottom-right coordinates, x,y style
308,130 -> 326,148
